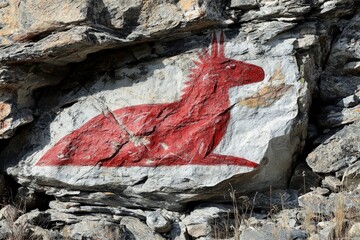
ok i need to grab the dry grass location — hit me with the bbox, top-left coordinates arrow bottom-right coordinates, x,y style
215,186 -> 360,239
303,207 -> 316,234
230,186 -> 241,240
334,193 -> 347,239
213,185 -> 246,240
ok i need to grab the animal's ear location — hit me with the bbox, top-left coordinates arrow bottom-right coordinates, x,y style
211,32 -> 225,58
219,31 -> 225,58
211,32 -> 218,58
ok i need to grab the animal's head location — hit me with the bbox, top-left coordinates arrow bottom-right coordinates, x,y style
195,32 -> 265,89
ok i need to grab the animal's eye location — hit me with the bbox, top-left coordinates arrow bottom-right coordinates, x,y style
225,64 -> 236,69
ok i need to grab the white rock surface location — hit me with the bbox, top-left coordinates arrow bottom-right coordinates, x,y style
1,29 -> 310,210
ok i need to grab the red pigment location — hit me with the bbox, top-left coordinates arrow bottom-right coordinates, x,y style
36,33 -> 265,168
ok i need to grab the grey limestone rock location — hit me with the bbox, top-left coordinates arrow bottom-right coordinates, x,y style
298,191 -> 329,214
1,27 -> 310,210
0,219 -> 10,240
230,0 -> 259,9
311,187 -> 330,196
120,216 -> 165,240
322,176 -> 342,192
61,220 -> 124,240
320,75 -> 360,104
320,12 -> 360,103
344,61 -> 360,74
306,121 -> 360,174
317,105 -> 360,128
317,221 -> 336,240
28,226 -> 53,240
49,200 -> 146,220
45,209 -> 81,225
240,222 -> 307,240
0,0 -> 358,233
0,0 -> 225,65
146,211 -> 171,233
298,191 -> 360,219
348,222 -> 360,239
13,209 -> 50,229
182,204 -> 230,239
336,95 -> 359,108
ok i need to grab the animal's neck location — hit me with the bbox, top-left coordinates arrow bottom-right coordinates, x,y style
179,75 -> 230,118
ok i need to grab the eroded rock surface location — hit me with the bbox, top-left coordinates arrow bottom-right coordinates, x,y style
1,29 -> 308,210
0,0 -> 359,239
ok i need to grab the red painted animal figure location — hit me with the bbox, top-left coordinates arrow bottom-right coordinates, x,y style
36,33 -> 265,168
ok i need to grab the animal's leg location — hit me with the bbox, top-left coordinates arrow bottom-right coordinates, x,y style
203,153 -> 259,168
148,152 -> 188,167
36,113 -> 130,166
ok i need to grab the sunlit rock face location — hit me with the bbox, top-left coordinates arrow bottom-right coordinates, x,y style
0,0 -> 358,210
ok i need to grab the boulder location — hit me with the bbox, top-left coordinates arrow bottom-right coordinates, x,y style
146,211 -> 171,233
0,1 -> 359,239
120,216 -> 165,240
1,28 -> 310,210
13,209 -> 50,229
322,176 -> 342,192
230,0 -> 259,9
348,222 -> 360,239
182,204 -> 230,239
0,0 -> 225,65
61,220 -> 123,240
317,221 -> 336,240
240,222 -> 307,240
298,191 -> 360,219
0,219 -> 11,239
306,121 -> 360,174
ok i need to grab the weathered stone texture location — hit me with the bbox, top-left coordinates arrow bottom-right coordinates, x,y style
306,121 -> 360,174
0,0 -> 225,65
0,29 -> 309,210
0,2 -> 359,239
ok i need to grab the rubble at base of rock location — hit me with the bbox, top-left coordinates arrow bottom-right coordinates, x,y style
0,187 -> 359,240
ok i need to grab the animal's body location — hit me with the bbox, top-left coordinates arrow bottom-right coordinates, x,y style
36,33 -> 265,168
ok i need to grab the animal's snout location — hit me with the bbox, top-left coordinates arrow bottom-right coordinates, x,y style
241,64 -> 265,85
253,65 -> 265,82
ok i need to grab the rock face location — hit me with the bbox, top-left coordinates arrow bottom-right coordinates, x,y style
1,29 -> 307,210
0,0 -> 358,226
306,121 -> 360,175
306,10 -> 360,192
0,0 -> 359,239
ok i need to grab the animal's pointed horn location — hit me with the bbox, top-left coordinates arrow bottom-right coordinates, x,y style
219,31 -> 225,57
211,32 -> 218,58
